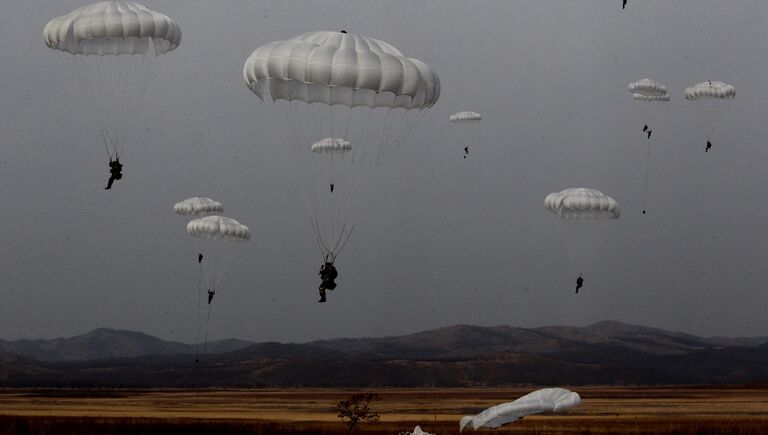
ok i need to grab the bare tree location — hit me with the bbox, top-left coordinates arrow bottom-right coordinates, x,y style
336,392 -> 380,434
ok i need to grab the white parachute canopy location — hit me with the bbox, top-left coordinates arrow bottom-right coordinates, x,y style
684,81 -> 735,146
459,388 -> 581,432
545,188 -> 620,277
684,81 -> 735,100
187,216 -> 250,291
243,30 -> 439,260
187,216 -> 250,242
449,111 -> 482,122
174,197 -> 224,216
311,138 -> 351,154
545,188 -> 621,220
400,425 -> 434,435
449,111 -> 482,158
628,79 -> 669,101
43,1 -> 181,159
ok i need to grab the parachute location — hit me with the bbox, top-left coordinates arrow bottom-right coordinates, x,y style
243,30 -> 440,261
449,111 -> 482,158
685,81 -> 735,150
186,215 -> 249,355
628,79 -> 669,214
174,197 -> 224,216
311,138 -> 352,154
545,188 -> 620,282
400,426 -> 434,435
43,1 -> 181,160
629,79 -> 669,101
175,197 -> 223,357
459,388 -> 581,432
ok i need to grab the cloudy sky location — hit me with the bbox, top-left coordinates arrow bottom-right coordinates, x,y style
2,0 -> 768,343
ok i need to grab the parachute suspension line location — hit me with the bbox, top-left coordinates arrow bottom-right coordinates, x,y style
195,258 -> 202,359
386,109 -> 426,162
331,223 -> 355,258
202,301 -> 212,354
642,139 -> 651,214
582,229 -> 606,277
556,220 -> 580,276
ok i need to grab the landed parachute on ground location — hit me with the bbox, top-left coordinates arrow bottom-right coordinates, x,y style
400,425 -> 434,435
244,30 -> 439,261
449,111 -> 482,158
174,197 -> 224,216
44,1 -> 181,161
459,388 -> 581,432
545,188 -> 620,286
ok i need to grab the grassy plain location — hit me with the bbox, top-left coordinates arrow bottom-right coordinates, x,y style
0,385 -> 766,434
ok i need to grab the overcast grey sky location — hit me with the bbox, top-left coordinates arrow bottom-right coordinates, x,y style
2,0 -> 768,342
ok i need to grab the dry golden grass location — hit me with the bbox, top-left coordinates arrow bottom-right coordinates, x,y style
1,386 -> 767,434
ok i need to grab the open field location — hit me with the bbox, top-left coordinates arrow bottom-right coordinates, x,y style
1,386 -> 767,434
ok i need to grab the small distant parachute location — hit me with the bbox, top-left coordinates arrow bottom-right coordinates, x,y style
185,215 -> 249,359
545,188 -> 620,284
311,138 -> 352,154
545,188 -> 621,220
44,1 -> 181,161
187,216 -> 251,242
459,388 -> 581,432
449,111 -> 482,158
449,111 -> 482,122
628,79 -> 668,214
174,197 -> 224,216
684,81 -> 735,100
685,81 -> 735,151
629,79 -> 670,101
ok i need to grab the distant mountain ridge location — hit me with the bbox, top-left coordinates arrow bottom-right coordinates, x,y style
0,328 -> 252,362
1,321 -> 767,387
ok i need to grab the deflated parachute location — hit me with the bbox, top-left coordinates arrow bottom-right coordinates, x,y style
174,197 -> 224,216
460,388 -> 581,432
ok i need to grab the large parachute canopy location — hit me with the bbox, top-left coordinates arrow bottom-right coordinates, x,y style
545,188 -> 621,220
43,1 -> 181,160
187,216 -> 251,242
243,31 -> 439,108
174,197 -> 224,216
629,79 -> 669,102
545,188 -> 620,279
684,81 -> 735,100
243,30 -> 439,260
459,388 -> 581,432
